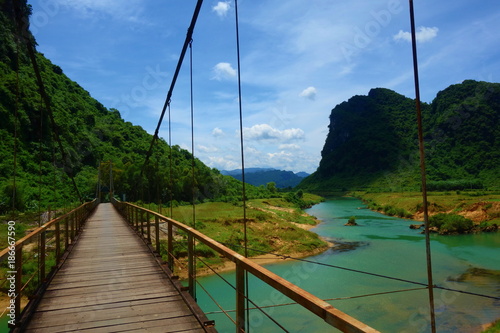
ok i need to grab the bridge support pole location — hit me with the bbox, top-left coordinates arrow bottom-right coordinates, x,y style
13,245 -> 23,327
155,216 -> 160,254
64,217 -> 69,250
40,231 -> 46,281
188,234 -> 195,299
141,211 -> 145,236
55,223 -> 61,263
70,212 -> 75,243
147,212 -> 151,244
135,208 -> 139,231
236,262 -> 246,333
168,221 -> 174,271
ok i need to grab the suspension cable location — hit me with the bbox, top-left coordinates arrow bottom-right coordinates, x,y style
141,0 -> 204,176
205,287 -> 427,315
12,31 -> 20,215
222,242 -> 500,301
13,2 -> 83,203
195,255 -> 290,332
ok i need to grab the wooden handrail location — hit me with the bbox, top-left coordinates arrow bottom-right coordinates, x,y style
0,199 -> 99,327
0,199 -> 98,262
112,200 -> 379,333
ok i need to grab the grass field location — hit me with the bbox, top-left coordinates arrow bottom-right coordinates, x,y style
143,193 -> 327,259
353,190 -> 500,226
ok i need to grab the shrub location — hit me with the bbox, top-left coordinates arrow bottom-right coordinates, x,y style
429,213 -> 473,234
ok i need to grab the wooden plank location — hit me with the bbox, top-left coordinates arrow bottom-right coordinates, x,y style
31,296 -> 184,316
47,268 -> 167,288
28,302 -> 195,328
25,314 -> 204,333
43,277 -> 176,298
23,203 -> 212,332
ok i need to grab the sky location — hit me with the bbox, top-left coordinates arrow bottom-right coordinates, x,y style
28,0 -> 500,174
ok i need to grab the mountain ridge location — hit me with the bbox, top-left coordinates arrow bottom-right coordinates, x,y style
299,80 -> 500,192
222,168 -> 309,189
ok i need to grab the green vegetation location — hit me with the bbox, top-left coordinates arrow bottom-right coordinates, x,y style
139,197 -> 328,272
0,1 -> 279,216
429,213 -> 473,234
356,190 -> 500,233
0,1 -> 328,279
299,82 -> 500,193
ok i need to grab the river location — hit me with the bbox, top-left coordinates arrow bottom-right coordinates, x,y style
196,197 -> 500,332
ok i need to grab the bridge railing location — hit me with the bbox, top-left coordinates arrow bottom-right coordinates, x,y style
111,198 -> 379,333
0,199 -> 99,327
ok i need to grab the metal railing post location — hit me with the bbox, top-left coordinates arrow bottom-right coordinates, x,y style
236,262 -> 246,333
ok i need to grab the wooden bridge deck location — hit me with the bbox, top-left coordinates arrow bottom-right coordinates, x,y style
24,203 -> 213,333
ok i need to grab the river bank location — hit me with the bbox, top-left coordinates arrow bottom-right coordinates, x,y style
352,191 -> 500,234
153,196 -> 331,279
177,204 -> 334,279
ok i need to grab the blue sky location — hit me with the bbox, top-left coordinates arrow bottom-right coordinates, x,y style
28,0 -> 500,174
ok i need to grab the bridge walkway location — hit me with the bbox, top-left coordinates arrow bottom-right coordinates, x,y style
23,203 -> 213,333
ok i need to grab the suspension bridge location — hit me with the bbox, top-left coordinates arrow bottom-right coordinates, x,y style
1,195 -> 380,332
5,0 -> 497,332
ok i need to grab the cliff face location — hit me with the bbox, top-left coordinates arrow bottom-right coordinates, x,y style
300,81 -> 500,192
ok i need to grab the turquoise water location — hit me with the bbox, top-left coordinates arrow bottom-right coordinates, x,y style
196,197 -> 500,332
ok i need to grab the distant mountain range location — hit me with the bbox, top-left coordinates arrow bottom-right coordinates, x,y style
221,168 -> 309,188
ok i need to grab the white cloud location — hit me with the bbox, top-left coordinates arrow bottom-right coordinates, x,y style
212,1 -> 231,17
244,124 -> 304,142
213,62 -> 237,81
206,156 -> 239,171
267,151 -> 294,162
212,127 -> 225,137
393,26 -> 439,43
299,86 -> 317,100
197,145 -> 219,153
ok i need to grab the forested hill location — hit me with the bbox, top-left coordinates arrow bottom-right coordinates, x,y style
0,1 -> 254,212
299,81 -> 500,192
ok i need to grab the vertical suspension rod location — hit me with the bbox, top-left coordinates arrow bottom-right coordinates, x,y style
189,39 -> 197,300
408,1 -> 436,332
234,1 -> 250,332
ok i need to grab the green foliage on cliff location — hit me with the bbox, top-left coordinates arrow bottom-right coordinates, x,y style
300,81 -> 500,193
0,1 -> 270,213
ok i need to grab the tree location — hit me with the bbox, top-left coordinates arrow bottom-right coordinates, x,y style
266,182 -> 277,193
